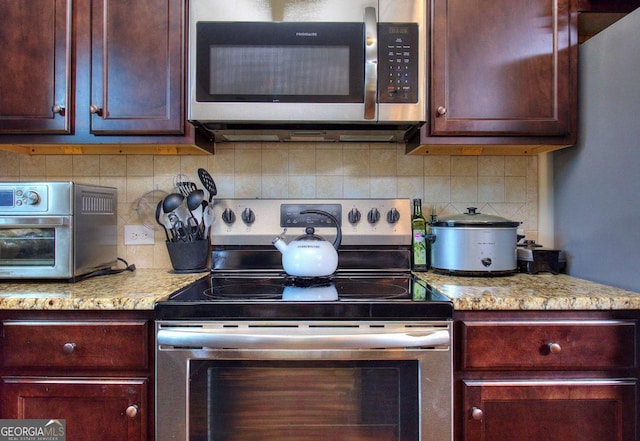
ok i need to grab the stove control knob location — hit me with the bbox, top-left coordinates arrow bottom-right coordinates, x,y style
348,208 -> 361,224
367,208 -> 380,224
386,207 -> 400,224
241,207 -> 255,224
221,208 -> 236,224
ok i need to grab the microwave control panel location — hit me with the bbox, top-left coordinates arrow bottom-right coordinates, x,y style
378,23 -> 419,104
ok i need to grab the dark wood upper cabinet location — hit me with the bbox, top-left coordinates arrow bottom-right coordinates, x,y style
90,0 -> 184,135
415,0 -> 578,153
0,0 -> 192,148
0,0 -> 71,134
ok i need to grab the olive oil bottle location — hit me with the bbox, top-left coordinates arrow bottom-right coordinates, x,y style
411,199 -> 429,271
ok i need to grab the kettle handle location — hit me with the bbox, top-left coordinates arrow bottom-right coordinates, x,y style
300,209 -> 342,251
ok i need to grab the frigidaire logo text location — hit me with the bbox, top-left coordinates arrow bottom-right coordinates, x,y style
295,32 -> 318,37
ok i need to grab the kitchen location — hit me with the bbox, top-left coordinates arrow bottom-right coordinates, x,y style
1,0 -> 640,440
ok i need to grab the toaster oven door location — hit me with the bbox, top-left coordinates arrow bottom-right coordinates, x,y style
0,216 -> 72,279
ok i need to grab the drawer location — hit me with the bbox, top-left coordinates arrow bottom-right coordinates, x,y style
460,320 -> 637,370
1,321 -> 149,370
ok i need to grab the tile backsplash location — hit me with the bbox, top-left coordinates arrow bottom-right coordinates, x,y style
0,144 -> 538,269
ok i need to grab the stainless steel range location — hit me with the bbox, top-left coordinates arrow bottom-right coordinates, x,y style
155,199 -> 453,441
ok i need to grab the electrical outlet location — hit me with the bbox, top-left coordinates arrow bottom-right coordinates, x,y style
124,225 -> 155,245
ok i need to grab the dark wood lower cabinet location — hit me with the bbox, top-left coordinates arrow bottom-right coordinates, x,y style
1,377 -> 147,441
455,311 -> 639,441
462,380 -> 636,441
0,310 -> 154,441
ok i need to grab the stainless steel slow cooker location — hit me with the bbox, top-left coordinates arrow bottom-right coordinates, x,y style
430,207 -> 520,276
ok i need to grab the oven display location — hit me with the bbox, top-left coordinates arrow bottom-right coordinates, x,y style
0,190 -> 14,207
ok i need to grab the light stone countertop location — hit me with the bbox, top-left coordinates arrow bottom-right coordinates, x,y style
0,269 -> 206,310
415,271 -> 640,310
0,269 -> 638,311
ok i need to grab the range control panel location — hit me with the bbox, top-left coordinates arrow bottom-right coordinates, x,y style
211,199 -> 412,246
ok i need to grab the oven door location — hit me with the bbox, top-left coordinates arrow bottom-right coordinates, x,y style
0,216 -> 72,279
156,321 -> 452,441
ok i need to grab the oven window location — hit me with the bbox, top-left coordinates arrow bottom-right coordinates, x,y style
0,228 -> 55,266
189,360 -> 419,441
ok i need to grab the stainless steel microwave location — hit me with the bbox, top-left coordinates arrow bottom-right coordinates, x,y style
0,182 -> 118,281
188,0 -> 427,144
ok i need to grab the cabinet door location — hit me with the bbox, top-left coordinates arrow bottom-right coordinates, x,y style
90,0 -> 184,134
462,380 -> 636,441
1,377 -> 147,441
0,0 -> 71,134
430,0 -> 573,136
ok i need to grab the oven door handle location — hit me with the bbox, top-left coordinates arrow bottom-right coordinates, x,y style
0,217 -> 68,227
157,328 -> 450,350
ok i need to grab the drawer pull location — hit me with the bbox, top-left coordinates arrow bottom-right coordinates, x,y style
471,407 -> 483,421
548,342 -> 562,354
62,342 -> 76,354
126,405 -> 139,418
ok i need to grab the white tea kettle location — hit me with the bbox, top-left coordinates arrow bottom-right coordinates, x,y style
272,209 -> 342,278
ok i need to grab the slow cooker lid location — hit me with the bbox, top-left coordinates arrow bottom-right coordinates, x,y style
432,207 -> 521,227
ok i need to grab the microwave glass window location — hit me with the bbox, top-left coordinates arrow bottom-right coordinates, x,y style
189,360 -> 419,441
0,228 -> 55,266
209,46 -> 350,96
196,22 -> 364,103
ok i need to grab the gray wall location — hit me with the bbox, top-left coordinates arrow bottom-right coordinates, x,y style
553,9 -> 640,292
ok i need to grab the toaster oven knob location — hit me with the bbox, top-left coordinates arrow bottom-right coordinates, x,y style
386,208 -> 400,224
221,208 -> 236,224
347,208 -> 361,224
24,191 -> 40,205
367,208 -> 380,224
241,207 -> 255,225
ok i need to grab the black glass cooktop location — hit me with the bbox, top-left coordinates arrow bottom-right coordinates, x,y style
155,273 -> 453,320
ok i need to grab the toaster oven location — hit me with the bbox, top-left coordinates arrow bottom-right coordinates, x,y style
0,182 -> 118,281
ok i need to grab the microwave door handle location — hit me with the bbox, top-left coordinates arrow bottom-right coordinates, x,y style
158,328 -> 450,350
364,6 -> 377,120
0,217 -> 67,227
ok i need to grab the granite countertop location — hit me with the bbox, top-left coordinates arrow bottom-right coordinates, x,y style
0,269 -> 206,310
415,271 -> 640,310
0,269 -> 638,311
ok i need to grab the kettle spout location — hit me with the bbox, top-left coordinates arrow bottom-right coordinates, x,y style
272,230 -> 288,254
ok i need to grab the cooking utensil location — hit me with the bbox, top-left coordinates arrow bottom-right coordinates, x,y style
197,168 -> 217,202
173,173 -> 198,197
162,192 -> 185,216
429,207 -> 520,275
155,200 -> 170,242
202,204 -> 214,239
186,189 -> 205,239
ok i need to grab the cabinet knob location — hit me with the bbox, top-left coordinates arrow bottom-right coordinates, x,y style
471,407 -> 483,421
51,105 -> 66,116
548,342 -> 562,354
125,405 -> 139,418
436,106 -> 447,116
90,104 -> 103,116
62,342 -> 76,354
